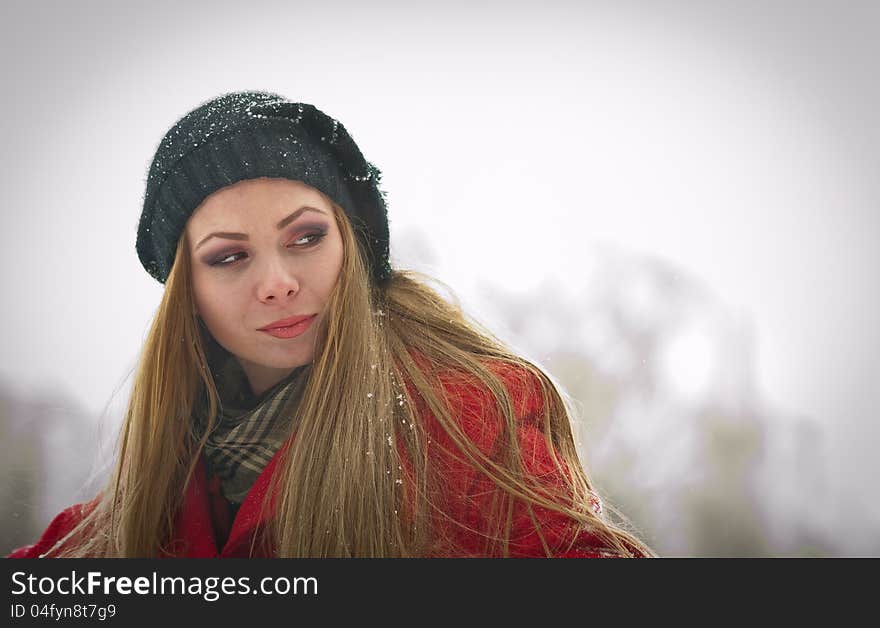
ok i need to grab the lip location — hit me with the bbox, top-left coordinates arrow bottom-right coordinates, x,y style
258,314 -> 316,331
258,314 -> 317,340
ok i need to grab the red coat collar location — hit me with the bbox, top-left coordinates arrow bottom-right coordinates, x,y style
169,442 -> 290,557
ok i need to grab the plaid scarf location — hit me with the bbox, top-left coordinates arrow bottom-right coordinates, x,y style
194,333 -> 312,507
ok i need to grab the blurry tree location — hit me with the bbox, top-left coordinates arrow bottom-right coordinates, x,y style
472,245 -> 847,557
0,383 -> 95,555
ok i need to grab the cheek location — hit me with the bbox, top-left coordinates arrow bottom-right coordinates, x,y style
191,272 -> 209,314
192,276 -> 232,326
195,291 -> 243,347
318,243 -> 344,297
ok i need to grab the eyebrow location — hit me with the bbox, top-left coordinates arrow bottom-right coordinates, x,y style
194,206 -> 327,251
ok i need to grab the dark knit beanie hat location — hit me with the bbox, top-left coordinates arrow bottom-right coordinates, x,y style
136,91 -> 391,285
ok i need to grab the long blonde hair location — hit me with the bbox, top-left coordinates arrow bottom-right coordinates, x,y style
45,198 -> 655,558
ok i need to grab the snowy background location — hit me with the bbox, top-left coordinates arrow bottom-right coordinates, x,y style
1,0 -> 878,556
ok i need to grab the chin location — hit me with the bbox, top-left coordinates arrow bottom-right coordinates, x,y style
259,349 -> 315,370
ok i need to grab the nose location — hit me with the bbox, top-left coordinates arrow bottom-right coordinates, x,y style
256,255 -> 300,303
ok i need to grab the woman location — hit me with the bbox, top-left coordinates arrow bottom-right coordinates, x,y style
9,91 -> 655,558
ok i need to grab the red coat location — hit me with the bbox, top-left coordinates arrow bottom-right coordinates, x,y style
9,361 -> 637,558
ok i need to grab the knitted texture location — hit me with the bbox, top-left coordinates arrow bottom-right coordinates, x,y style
137,91 -> 391,285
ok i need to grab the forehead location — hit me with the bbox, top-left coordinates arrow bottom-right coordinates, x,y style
188,177 -> 329,228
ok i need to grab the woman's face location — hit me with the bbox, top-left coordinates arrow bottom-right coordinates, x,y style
186,177 -> 344,396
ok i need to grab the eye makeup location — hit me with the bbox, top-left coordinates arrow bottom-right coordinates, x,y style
200,222 -> 330,267
287,222 -> 329,240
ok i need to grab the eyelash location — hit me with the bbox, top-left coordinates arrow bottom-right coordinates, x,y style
209,231 -> 327,267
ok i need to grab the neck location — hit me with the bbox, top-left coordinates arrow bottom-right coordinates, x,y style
245,366 -> 297,397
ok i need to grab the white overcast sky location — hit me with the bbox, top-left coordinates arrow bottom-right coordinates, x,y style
1,0 -> 878,520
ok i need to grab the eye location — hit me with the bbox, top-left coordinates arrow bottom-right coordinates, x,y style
289,231 -> 327,248
209,251 -> 247,267
207,231 -> 327,268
